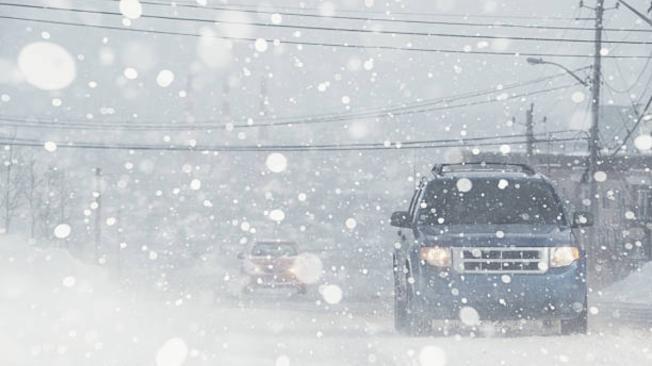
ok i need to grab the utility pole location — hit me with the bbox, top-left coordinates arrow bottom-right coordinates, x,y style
589,0 -> 605,227
94,168 -> 102,263
184,73 -> 195,123
526,103 -> 535,157
116,206 -> 124,275
3,147 -> 13,234
59,168 -> 65,224
222,80 -> 231,122
258,76 -> 269,141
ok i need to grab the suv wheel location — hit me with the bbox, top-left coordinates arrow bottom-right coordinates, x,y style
560,297 -> 588,335
404,277 -> 431,336
560,312 -> 587,335
393,256 -> 408,332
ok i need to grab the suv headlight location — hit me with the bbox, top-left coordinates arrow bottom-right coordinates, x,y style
420,247 -> 451,267
550,246 -> 580,267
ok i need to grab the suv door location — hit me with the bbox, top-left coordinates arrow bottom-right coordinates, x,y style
393,178 -> 426,331
393,178 -> 426,279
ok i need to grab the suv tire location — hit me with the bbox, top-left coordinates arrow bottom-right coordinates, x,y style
560,297 -> 588,335
393,256 -> 409,332
404,280 -> 432,336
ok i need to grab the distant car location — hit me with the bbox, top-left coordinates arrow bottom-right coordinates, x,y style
239,240 -> 307,294
391,162 -> 592,336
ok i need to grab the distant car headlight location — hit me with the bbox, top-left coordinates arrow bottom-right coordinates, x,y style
243,261 -> 262,274
550,246 -> 580,267
420,247 -> 451,267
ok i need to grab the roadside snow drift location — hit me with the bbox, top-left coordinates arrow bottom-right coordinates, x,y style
601,262 -> 652,304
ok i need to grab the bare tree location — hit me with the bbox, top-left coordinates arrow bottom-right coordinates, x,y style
31,166 -> 72,242
0,146 -> 26,234
24,157 -> 43,239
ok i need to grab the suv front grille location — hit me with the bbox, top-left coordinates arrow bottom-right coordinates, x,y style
452,247 -> 549,274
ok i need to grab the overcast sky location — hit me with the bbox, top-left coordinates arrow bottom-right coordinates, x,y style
0,0 -> 650,147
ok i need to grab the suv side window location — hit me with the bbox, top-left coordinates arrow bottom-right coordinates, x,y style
407,178 -> 427,223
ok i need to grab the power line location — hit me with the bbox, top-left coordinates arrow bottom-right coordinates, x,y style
601,53 -> 650,148
602,28 -> 652,94
99,0 -> 652,32
604,51 -> 652,93
3,130 -> 583,149
610,94 -> 652,156
5,68 -> 584,129
2,15 -> 651,59
0,136 -> 585,153
617,0 -> 652,28
248,69 -> 585,126
0,84 -> 579,130
0,83 -> 580,131
316,84 -> 578,119
3,3 -> 652,45
158,0 -> 581,21
0,70 -> 578,126
601,82 -> 637,149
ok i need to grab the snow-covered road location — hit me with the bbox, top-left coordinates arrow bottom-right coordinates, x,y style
160,297 -> 652,366
4,290 -> 651,366
2,240 -> 651,366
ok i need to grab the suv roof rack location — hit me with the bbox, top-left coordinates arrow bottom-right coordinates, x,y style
431,162 -> 536,176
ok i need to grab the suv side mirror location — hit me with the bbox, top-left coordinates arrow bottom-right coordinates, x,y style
390,211 -> 412,228
572,211 -> 594,228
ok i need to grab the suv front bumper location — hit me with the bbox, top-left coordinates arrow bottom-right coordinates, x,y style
414,262 -> 587,321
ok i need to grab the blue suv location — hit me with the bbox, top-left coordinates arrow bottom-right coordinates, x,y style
390,163 -> 592,336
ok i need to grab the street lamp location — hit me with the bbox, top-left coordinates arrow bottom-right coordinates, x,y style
527,56 -> 600,270
526,57 -> 594,166
526,57 -> 590,87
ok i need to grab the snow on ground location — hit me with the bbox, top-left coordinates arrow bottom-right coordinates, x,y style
600,262 -> 652,304
1,237 -> 651,366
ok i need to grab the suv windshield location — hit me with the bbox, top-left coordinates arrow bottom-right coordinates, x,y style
251,242 -> 298,257
417,178 -> 566,226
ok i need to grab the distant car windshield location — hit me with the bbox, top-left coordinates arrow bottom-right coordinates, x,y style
251,242 -> 298,257
417,178 -> 566,226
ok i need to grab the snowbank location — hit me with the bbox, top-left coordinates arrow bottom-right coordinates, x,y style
0,236 -> 114,301
0,236 -> 186,365
0,236 -> 123,364
601,262 -> 652,304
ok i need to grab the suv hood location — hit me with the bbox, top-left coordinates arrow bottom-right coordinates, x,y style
417,224 -> 574,247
